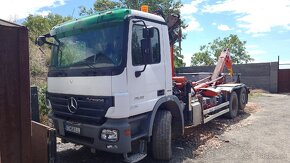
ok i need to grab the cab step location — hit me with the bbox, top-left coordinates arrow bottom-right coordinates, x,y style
123,140 -> 147,163
123,153 -> 147,163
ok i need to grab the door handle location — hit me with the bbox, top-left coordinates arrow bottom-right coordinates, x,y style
157,89 -> 165,96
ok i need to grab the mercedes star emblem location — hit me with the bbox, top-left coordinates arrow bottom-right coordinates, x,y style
68,97 -> 78,113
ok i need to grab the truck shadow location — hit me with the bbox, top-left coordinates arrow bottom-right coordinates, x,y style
57,110 -> 252,163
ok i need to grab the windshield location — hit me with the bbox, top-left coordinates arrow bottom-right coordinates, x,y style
50,22 -> 124,70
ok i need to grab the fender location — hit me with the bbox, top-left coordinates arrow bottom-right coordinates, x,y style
147,95 -> 184,138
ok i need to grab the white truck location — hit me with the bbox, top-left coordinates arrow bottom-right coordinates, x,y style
37,7 -> 248,162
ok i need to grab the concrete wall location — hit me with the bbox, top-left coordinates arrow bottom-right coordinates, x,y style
176,62 -> 279,93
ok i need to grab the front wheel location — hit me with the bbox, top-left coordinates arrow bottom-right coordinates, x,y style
225,91 -> 239,119
151,110 -> 172,160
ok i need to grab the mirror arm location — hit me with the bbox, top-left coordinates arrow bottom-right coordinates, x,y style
132,20 -> 147,29
133,19 -> 149,78
35,33 -> 59,47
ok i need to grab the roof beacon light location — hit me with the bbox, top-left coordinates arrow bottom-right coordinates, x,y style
141,5 -> 149,13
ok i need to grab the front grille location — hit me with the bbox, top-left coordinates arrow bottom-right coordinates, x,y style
47,92 -> 114,125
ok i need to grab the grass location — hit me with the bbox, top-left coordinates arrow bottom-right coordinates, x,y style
248,89 -> 268,99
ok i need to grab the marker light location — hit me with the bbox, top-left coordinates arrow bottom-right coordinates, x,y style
141,5 -> 149,13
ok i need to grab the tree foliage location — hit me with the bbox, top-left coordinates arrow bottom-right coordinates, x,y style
174,45 -> 185,68
22,13 -> 73,72
191,34 -> 253,66
23,14 -> 72,41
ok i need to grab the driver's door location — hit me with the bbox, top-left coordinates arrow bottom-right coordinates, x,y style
127,20 -> 166,117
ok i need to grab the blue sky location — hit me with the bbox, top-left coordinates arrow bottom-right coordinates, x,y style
180,0 -> 290,67
1,0 -> 290,67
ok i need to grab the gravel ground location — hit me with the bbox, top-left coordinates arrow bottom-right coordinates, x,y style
57,93 -> 290,163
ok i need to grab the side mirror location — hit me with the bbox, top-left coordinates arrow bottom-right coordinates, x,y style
35,33 -> 56,47
35,36 -> 46,46
142,27 -> 154,38
141,38 -> 151,64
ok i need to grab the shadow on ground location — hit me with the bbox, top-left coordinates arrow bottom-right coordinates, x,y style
57,110 -> 253,163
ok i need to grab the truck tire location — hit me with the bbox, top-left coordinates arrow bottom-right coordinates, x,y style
238,87 -> 247,111
225,91 -> 239,119
152,110 -> 172,160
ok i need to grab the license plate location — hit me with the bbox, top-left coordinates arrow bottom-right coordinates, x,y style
65,124 -> 80,134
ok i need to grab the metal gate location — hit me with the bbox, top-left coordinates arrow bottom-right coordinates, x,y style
278,69 -> 290,93
0,20 -> 31,163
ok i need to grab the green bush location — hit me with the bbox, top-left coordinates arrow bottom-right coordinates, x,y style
38,85 -> 49,116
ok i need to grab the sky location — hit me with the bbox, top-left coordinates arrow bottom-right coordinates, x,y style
0,0 -> 290,68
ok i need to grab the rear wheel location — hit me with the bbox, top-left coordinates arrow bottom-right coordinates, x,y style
238,87 -> 247,111
225,91 -> 239,119
152,110 -> 172,160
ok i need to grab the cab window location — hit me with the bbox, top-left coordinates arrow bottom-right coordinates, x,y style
131,25 -> 160,66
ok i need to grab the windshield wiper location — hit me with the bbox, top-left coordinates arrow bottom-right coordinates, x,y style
82,60 -> 97,69
70,59 -> 97,69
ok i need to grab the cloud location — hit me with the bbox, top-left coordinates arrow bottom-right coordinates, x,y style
181,0 -> 204,32
184,17 -> 204,32
251,33 -> 267,38
217,24 -> 232,31
0,0 -> 66,20
248,50 -> 267,55
246,44 -> 266,56
180,0 -> 204,16
36,10 -> 51,17
183,53 -> 192,66
246,44 -> 258,49
203,0 -> 290,35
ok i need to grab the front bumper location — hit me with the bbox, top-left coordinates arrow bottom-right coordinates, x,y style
49,113 -> 132,154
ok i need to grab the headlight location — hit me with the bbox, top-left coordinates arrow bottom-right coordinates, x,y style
100,129 -> 118,142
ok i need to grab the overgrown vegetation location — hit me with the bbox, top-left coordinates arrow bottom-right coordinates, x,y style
23,14 -> 72,117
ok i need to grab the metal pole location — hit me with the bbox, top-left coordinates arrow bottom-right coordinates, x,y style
277,55 -> 280,93
31,86 -> 40,122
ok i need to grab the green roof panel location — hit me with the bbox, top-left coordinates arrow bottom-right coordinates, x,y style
50,8 -> 131,36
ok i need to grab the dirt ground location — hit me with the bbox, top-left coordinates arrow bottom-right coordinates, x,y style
57,93 -> 290,163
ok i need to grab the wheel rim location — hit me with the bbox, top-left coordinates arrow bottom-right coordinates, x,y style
232,96 -> 238,115
241,91 -> 246,105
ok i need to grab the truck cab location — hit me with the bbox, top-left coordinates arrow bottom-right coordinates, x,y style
42,8 -> 183,162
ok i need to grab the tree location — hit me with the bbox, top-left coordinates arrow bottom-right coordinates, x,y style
174,45 -> 185,68
79,0 -> 186,66
23,14 -> 72,41
191,34 -> 253,66
22,14 -> 72,82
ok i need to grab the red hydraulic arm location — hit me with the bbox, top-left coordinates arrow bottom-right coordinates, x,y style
211,49 -> 233,80
193,49 -> 233,91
